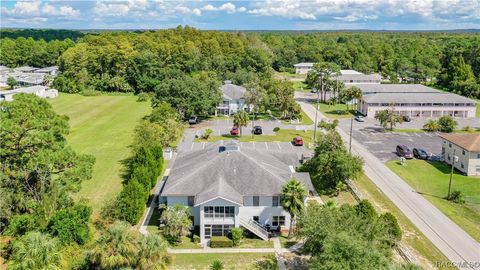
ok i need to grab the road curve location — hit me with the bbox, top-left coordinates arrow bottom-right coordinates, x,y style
297,97 -> 480,269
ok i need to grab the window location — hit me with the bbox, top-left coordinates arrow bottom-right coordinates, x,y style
253,196 -> 259,206
462,150 -> 466,155
187,196 -> 194,207
253,216 -> 259,222
272,216 -> 285,227
225,206 -> 235,218
204,225 -> 211,239
478,154 -> 480,159
461,163 -> 464,169
272,196 -> 279,207
214,206 -> 224,218
212,225 -> 223,236
209,224 -> 233,237
204,206 -> 213,218
449,143 -> 452,148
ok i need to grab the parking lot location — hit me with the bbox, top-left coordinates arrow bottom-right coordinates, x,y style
185,141 -> 307,154
345,128 -> 443,162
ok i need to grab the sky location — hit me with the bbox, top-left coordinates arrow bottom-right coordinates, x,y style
1,0 -> 480,30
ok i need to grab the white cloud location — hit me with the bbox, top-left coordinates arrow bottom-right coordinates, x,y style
1,1 -> 79,19
42,3 -> 79,17
201,2 -> 238,14
175,6 -> 202,16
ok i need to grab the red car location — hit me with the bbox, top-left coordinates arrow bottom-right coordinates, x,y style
293,137 -> 304,146
230,127 -> 240,136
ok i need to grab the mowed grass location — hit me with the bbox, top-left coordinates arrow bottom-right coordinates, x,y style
49,94 -> 151,215
477,102 -> 480,118
170,253 -> 275,270
318,102 -> 356,119
387,160 -> 480,242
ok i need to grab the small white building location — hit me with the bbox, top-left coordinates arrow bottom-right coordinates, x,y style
160,141 -> 316,245
34,66 -> 59,76
0,85 -> 58,102
355,84 -> 477,118
294,62 -> 314,74
216,81 -> 249,116
441,133 -> 480,176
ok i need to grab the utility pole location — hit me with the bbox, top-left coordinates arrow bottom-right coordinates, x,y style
447,149 -> 457,198
349,117 -> 353,154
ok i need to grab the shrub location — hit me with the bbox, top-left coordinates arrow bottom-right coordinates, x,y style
192,234 -> 200,244
202,128 -> 213,139
273,127 -> 280,132
210,236 -> 233,248
423,119 -> 440,132
137,92 -> 150,102
438,115 -> 457,133
210,260 -> 224,270
445,190 -> 465,204
5,214 -> 37,236
378,212 -> 402,247
48,204 -> 92,245
230,227 -> 244,246
115,179 -> 147,224
462,125 -> 473,132
160,205 -> 192,243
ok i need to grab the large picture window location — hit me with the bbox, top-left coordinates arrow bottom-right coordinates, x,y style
253,196 -> 259,206
204,206 -> 213,218
205,206 -> 235,219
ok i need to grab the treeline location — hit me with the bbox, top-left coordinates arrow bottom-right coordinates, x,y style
0,29 -> 84,41
260,32 -> 480,98
0,37 -> 75,67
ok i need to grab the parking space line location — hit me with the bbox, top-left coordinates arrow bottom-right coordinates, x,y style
252,141 -> 255,149
202,142 -> 206,149
190,143 -> 194,150
265,142 -> 269,150
276,141 -> 281,150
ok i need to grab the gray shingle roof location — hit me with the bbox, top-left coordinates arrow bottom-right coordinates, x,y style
354,84 -> 441,94
294,62 -> 314,67
338,73 -> 382,82
221,82 -> 245,100
162,141 -> 314,205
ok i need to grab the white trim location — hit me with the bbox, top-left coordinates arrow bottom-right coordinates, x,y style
194,196 -> 243,207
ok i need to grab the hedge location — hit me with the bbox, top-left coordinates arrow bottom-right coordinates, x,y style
210,236 -> 233,248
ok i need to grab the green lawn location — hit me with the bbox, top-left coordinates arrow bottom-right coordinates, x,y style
387,160 -> 480,242
48,94 -> 151,215
170,253 -> 275,270
292,81 -> 309,91
318,102 -> 356,119
477,102 -> 480,118
354,173 -> 455,269
196,129 -> 316,146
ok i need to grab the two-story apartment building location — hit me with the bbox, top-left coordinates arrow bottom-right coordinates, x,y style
216,81 -> 249,116
440,133 -> 480,176
160,141 -> 315,245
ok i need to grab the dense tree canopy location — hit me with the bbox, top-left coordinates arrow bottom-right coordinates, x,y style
0,94 -> 95,230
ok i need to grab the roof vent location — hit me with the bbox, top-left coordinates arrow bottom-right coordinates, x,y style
221,140 -> 240,152
224,80 -> 232,85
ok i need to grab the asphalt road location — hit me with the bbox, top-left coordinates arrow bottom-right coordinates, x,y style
297,97 -> 480,269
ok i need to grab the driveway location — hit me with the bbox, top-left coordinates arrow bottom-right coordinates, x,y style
298,99 -> 480,269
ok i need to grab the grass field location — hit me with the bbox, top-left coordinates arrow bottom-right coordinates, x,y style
318,102 -> 356,119
49,94 -> 151,215
477,102 -> 480,118
170,253 -> 275,270
196,129 -> 316,145
353,173 -> 455,269
387,160 -> 480,242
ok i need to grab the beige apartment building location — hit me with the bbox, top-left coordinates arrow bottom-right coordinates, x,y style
440,133 -> 480,176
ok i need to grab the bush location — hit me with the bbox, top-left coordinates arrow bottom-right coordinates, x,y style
462,125 -> 473,132
192,234 -> 200,244
202,128 -> 213,140
273,127 -> 280,132
230,227 -> 243,246
210,236 -> 233,248
438,115 -> 457,133
115,179 -> 147,224
137,92 -> 150,102
210,260 -> 224,270
445,190 -> 465,204
423,119 -> 440,132
48,204 -> 92,245
4,214 -> 37,236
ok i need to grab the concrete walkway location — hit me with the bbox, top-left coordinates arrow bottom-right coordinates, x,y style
167,247 -> 289,254
298,98 -> 480,269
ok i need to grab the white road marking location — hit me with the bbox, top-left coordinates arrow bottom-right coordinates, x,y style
265,142 -> 269,149
202,142 -> 206,149
276,141 -> 281,150
190,143 -> 194,150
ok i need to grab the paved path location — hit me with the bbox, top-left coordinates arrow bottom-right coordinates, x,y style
167,247 -> 289,254
298,99 -> 480,269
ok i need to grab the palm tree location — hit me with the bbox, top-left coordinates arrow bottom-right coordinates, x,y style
136,234 -> 171,270
233,110 -> 249,136
9,231 -> 61,270
281,178 -> 308,239
88,221 -> 138,269
423,119 -> 440,132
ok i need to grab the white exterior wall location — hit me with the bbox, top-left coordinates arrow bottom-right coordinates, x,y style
216,99 -> 248,115
359,101 -> 476,119
295,66 -> 312,74
442,140 -> 480,176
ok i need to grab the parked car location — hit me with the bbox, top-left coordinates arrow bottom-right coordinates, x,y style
413,148 -> 428,159
188,115 -> 197,124
396,145 -> 413,159
310,88 -> 318,93
354,115 -> 365,122
230,127 -> 239,136
403,115 -> 411,122
293,137 -> 304,146
253,126 -> 263,135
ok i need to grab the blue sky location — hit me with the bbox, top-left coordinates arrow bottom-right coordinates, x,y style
1,0 -> 480,30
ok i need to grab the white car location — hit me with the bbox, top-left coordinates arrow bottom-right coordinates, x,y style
354,115 -> 365,122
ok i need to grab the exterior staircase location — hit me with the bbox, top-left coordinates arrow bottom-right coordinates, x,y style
239,217 -> 269,241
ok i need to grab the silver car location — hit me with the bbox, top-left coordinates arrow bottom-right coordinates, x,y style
354,115 -> 365,122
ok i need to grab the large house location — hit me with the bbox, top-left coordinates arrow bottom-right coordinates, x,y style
440,133 -> 480,176
160,141 -> 315,245
355,84 -> 477,118
293,63 -> 382,84
0,65 -> 59,87
216,80 -> 248,116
